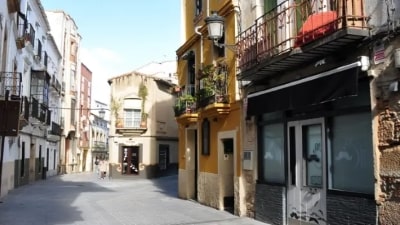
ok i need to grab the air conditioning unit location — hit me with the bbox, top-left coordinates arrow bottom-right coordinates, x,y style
242,150 -> 253,170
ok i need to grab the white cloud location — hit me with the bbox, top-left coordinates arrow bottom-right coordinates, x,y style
80,47 -> 122,107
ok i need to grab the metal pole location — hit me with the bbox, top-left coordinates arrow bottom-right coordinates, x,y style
0,90 -> 10,198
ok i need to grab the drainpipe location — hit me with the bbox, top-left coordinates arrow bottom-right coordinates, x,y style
207,0 -> 210,16
195,26 -> 204,70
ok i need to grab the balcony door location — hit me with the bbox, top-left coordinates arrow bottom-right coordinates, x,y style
287,118 -> 327,225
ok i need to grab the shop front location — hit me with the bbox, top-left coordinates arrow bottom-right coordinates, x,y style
248,60 -> 376,225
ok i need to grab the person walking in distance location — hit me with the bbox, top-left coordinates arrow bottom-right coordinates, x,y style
99,160 -> 108,179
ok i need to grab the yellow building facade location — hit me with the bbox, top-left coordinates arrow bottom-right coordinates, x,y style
176,0 -> 248,215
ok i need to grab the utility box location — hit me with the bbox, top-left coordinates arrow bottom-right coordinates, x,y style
242,150 -> 253,170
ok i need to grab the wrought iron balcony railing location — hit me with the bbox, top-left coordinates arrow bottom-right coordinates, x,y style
49,122 -> 61,136
236,0 -> 369,78
92,141 -> 107,150
116,117 -> 147,129
22,96 -> 29,121
174,100 -> 197,117
198,93 -> 229,109
0,72 -> 22,100
31,97 -> 39,119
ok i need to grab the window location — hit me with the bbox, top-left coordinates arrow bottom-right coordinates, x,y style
27,24 -> 35,47
53,150 -> 56,170
223,138 -> 233,154
201,118 -> 210,155
70,69 -> 76,91
123,98 -> 142,128
21,142 -> 25,177
124,109 -> 141,128
36,39 -> 42,61
71,99 -> 76,124
44,51 -> 48,67
39,145 -> 42,173
213,34 -> 225,58
328,112 -> 374,194
260,123 -> 285,183
187,56 -> 196,96
159,144 -> 169,170
46,148 -> 49,169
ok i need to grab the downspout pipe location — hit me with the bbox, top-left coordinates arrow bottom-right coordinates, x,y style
195,26 -> 203,70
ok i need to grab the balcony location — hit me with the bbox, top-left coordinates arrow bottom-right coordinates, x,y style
115,117 -> 147,136
49,122 -> 61,135
0,72 -> 22,135
47,122 -> 61,142
28,97 -> 48,126
50,75 -> 61,95
196,64 -> 231,118
92,141 -> 108,153
236,0 -> 369,80
173,94 -> 199,125
0,72 -> 22,100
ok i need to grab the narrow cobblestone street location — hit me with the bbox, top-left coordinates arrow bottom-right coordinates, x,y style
0,173 -> 269,225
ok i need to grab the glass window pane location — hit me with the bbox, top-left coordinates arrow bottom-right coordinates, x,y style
303,124 -> 322,187
330,113 -> 374,194
124,109 -> 141,128
261,123 -> 285,183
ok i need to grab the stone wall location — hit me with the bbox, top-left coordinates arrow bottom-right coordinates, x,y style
373,37 -> 400,225
242,170 -> 255,217
198,172 -> 220,209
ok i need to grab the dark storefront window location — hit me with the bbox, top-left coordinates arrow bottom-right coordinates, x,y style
260,123 -> 285,184
328,112 -> 374,194
202,119 -> 210,155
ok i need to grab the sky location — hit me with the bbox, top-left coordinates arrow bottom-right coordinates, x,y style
40,0 -> 182,105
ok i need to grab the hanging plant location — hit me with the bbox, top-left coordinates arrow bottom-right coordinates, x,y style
110,96 -> 122,127
138,81 -> 148,121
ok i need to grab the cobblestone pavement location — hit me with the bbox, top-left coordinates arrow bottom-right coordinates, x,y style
0,173 -> 270,225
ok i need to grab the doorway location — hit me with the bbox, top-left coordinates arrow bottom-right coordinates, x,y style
121,146 -> 139,175
287,118 -> 327,225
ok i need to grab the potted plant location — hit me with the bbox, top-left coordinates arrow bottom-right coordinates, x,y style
140,113 -> 148,128
198,63 -> 227,105
175,94 -> 196,114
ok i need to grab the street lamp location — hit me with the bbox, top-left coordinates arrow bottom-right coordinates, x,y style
205,11 -> 224,42
204,11 -> 236,52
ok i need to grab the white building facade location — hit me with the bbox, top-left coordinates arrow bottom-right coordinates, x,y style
0,0 -> 62,198
46,10 -> 82,174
